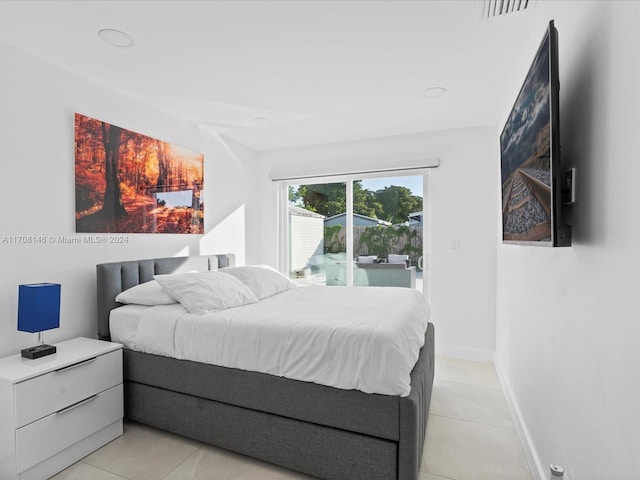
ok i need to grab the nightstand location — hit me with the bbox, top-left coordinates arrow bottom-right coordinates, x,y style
0,337 -> 123,480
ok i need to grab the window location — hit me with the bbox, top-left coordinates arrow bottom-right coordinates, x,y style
283,173 -> 427,292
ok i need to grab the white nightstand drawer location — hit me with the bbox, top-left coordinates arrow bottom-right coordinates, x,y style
15,383 -> 123,473
15,349 -> 122,428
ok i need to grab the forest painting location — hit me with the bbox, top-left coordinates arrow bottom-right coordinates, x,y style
75,113 -> 204,234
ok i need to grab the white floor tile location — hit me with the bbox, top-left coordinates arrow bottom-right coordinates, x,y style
49,461 -> 126,480
164,444 -> 317,480
435,357 -> 501,388
423,414 -> 531,480
419,472 -> 455,480
82,422 -> 201,480
430,379 -> 514,428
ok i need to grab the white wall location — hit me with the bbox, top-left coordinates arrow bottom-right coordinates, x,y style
0,42 -> 260,358
258,127 -> 499,359
495,2 -> 640,478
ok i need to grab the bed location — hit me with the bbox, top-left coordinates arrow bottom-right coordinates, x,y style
96,254 -> 434,480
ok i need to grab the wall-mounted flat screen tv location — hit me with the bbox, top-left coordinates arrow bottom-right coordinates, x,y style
500,20 -> 570,247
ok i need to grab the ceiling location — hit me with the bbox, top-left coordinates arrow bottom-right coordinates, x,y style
0,0 -> 544,151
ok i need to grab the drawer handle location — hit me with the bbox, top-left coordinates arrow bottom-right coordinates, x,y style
56,395 -> 98,415
54,356 -> 97,373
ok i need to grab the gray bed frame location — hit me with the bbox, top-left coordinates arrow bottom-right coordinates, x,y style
96,254 -> 435,480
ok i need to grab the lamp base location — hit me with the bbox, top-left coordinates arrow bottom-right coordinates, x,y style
21,344 -> 56,359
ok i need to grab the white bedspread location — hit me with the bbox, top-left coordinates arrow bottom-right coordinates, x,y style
116,286 -> 430,396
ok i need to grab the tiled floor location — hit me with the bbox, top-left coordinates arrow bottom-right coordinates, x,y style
51,357 -> 532,480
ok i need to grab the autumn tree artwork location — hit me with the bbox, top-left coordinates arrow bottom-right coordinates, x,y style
75,113 -> 204,234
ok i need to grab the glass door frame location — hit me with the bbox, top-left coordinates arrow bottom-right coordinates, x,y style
277,169 -> 430,297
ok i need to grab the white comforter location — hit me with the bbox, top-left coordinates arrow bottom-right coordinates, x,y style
129,286 -> 429,396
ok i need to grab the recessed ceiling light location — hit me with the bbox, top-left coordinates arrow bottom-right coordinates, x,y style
423,87 -> 447,98
253,117 -> 271,125
98,29 -> 134,48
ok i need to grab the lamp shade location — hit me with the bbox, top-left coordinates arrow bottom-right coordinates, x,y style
17,283 -> 61,333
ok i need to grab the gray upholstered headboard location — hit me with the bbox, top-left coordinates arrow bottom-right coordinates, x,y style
96,254 -> 235,341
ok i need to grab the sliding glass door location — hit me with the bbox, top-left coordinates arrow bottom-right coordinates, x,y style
286,173 -> 425,292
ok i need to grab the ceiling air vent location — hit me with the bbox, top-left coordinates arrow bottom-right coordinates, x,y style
482,0 -> 532,18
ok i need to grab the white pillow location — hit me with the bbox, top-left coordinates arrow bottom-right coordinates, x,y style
154,271 -> 258,314
220,265 -> 297,300
115,280 -> 177,305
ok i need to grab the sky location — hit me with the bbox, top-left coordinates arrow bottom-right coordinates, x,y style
156,190 -> 193,207
360,175 -> 423,196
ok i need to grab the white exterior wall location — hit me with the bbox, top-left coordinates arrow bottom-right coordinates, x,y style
289,214 -> 324,273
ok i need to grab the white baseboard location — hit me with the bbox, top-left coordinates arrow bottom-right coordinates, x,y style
434,344 -> 495,362
493,356 -> 546,480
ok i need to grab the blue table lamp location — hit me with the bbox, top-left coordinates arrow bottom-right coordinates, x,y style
18,283 -> 61,359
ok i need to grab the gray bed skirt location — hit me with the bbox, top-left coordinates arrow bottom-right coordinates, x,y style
96,254 -> 434,480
